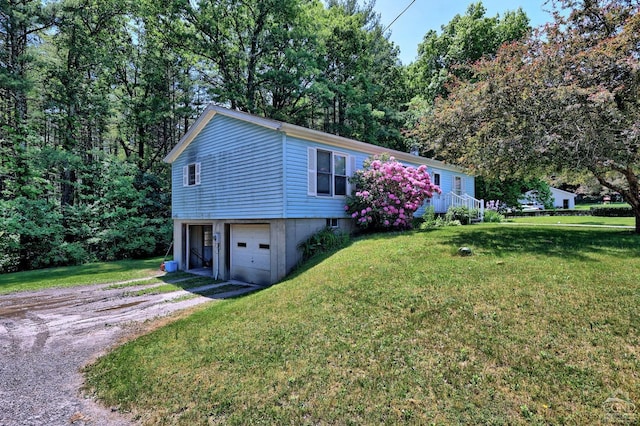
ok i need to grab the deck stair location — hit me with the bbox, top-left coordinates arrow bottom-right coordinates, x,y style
444,192 -> 485,222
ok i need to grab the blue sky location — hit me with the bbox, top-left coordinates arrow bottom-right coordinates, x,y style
372,0 -> 556,64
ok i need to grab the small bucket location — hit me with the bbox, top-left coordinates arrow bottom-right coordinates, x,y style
164,261 -> 178,273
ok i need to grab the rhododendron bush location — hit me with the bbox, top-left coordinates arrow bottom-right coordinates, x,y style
345,155 -> 441,230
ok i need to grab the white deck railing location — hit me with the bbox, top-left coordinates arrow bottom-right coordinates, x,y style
430,192 -> 484,221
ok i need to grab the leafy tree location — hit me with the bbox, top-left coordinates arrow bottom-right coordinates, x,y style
39,0 -> 128,207
314,0 -> 408,148
414,0 -> 640,232
476,177 -> 553,209
0,0 -> 52,200
165,0 -> 322,119
407,2 -> 530,105
346,155 -> 440,231
109,4 -> 197,174
0,0 -> 417,272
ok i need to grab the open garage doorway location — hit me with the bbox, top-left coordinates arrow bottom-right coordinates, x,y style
186,225 -> 214,274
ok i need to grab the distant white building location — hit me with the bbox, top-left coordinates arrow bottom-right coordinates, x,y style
520,187 -> 576,210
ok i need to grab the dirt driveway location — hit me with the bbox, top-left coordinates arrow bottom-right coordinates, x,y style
0,276 -> 259,426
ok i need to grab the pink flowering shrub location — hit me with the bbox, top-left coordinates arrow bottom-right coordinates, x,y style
345,155 -> 441,230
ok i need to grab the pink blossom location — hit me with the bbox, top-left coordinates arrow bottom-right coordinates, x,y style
345,154 -> 440,231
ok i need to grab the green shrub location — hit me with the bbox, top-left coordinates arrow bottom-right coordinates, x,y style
483,210 -> 505,223
590,206 -> 634,217
445,206 -> 478,225
418,206 -> 436,228
419,207 -> 462,229
298,227 -> 350,261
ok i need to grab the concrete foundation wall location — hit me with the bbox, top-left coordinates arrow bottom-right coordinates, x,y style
173,217 -> 354,285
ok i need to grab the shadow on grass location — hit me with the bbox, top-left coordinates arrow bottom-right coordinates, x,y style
441,226 -> 640,260
150,272 -> 263,300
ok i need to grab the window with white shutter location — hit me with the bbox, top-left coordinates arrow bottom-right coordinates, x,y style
183,162 -> 201,187
307,148 -> 351,197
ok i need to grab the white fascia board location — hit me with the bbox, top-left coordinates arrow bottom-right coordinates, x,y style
163,105 -> 284,163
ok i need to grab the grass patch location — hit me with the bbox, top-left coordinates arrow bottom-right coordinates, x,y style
84,225 -> 640,425
0,257 -> 166,294
103,272 -> 193,290
126,277 -> 224,297
196,284 -> 251,298
507,215 -> 634,227
574,202 -> 629,211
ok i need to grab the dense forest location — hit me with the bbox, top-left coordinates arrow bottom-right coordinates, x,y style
0,0 -> 530,272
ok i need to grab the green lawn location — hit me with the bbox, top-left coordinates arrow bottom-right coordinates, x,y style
507,215 -> 635,227
84,225 -> 640,425
573,202 -> 629,211
0,257 -> 166,294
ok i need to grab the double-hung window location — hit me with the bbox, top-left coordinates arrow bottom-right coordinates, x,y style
308,148 -> 351,197
453,175 -> 463,195
183,162 -> 201,187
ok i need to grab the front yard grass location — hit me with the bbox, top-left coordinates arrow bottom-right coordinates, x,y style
84,225 -> 640,425
507,215 -> 634,227
0,257 -> 167,295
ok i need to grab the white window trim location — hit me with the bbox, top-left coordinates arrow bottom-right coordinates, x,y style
453,175 -> 463,195
326,218 -> 339,228
307,147 -> 353,197
183,162 -> 201,187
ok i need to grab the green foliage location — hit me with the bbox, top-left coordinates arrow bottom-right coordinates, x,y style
0,149 -> 171,272
413,0 -> 640,231
419,206 -> 464,229
445,206 -> 477,225
297,226 -> 349,261
590,206 -> 634,217
476,176 -> 550,209
483,209 -> 504,223
407,2 -> 530,105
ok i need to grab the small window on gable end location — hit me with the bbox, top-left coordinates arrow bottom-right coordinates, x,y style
433,172 -> 441,187
183,162 -> 201,187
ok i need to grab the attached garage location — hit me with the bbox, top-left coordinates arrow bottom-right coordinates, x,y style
230,224 -> 271,285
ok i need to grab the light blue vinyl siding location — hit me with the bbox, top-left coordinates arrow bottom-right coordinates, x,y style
171,115 -> 284,219
428,169 -> 475,197
171,111 -> 475,220
282,136 -> 468,218
284,136 -> 366,218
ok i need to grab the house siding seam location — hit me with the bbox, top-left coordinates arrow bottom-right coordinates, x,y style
171,115 -> 284,220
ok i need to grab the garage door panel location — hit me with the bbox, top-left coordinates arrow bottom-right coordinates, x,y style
231,225 -> 271,285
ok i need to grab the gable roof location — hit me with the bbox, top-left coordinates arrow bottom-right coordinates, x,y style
164,104 -> 467,173
549,187 -> 577,197
523,187 -> 576,198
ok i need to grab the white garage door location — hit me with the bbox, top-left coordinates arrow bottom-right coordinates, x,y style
231,224 -> 271,285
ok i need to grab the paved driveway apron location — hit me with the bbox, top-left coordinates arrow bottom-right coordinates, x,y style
0,278 -> 256,426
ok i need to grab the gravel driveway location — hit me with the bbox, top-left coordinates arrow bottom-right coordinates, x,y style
0,276 -> 259,426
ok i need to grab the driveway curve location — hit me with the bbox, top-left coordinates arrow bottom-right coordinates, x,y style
0,276 -> 258,426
